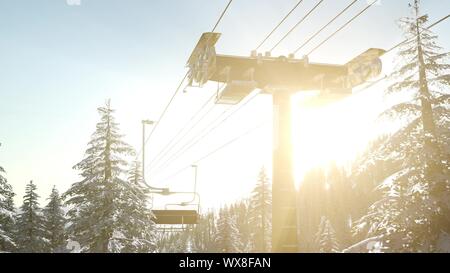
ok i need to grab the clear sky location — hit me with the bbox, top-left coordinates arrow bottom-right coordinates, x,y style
0,0 -> 449,209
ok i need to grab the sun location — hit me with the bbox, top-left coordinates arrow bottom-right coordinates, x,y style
291,90 -> 383,187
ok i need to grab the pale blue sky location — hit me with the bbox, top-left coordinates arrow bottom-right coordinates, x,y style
0,0 -> 449,208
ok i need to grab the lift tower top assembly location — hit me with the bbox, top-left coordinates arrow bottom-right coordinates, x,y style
186,32 -> 385,252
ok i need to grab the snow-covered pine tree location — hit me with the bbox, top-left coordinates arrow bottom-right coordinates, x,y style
190,210 -> 217,252
326,163 -> 352,249
178,231 -> 193,253
233,201 -> 252,253
315,216 -> 340,253
215,206 -> 241,253
16,180 -> 46,252
350,136 -> 396,219
354,0 -> 450,252
0,152 -> 16,252
42,186 -> 66,252
155,231 -> 169,253
249,167 -> 272,252
175,232 -> 190,253
185,233 -> 194,253
297,167 -> 328,252
159,230 -> 190,253
63,100 -> 141,253
114,160 -> 156,253
204,211 -> 218,252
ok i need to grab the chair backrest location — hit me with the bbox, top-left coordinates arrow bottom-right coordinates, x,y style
152,210 -> 199,225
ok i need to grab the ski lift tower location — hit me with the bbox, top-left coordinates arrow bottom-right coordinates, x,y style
185,32 -> 385,252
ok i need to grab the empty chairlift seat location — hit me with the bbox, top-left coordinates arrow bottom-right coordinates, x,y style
152,210 -> 199,225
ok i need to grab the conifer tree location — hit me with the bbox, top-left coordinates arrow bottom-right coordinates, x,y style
64,100 -> 151,252
354,0 -> 450,252
315,216 -> 340,253
42,186 -> 66,252
233,201 -> 252,252
160,231 -> 190,253
16,180 -> 46,252
297,168 -> 328,252
0,152 -> 16,252
189,210 -> 217,252
176,231 -> 192,253
249,167 -> 272,252
215,207 -> 241,253
114,160 -> 156,253
326,163 -> 352,248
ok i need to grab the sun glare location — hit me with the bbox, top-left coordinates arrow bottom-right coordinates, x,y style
292,91 -> 382,187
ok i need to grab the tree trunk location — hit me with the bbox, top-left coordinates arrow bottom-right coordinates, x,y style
415,7 -> 439,178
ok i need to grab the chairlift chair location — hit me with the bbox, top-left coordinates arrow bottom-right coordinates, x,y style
152,191 -> 201,225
